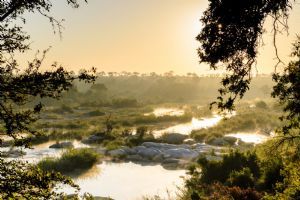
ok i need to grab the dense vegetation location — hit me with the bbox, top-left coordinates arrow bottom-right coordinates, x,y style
38,148 -> 100,175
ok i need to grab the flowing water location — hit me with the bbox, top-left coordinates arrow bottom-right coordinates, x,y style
153,111 -> 236,137
153,115 -> 223,137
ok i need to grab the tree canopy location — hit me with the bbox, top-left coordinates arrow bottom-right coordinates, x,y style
0,0 -> 95,198
0,0 -> 95,146
197,0 -> 299,136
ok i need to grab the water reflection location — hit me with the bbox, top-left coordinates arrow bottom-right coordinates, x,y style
153,116 -> 221,137
153,111 -> 236,137
64,162 -> 186,200
145,108 -> 185,117
226,133 -> 269,144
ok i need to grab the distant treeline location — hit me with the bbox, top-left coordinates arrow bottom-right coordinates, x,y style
40,74 -> 274,106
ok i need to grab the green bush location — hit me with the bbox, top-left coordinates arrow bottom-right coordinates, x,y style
197,151 -> 260,184
227,168 -> 255,188
255,100 -> 268,109
38,148 -> 100,175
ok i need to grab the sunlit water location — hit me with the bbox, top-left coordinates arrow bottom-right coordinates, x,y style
1,109 -> 271,199
153,116 -> 222,137
153,111 -> 236,137
1,141 -> 186,200
1,140 -> 88,163
225,133 -> 269,144
63,162 -> 186,200
144,108 -> 185,117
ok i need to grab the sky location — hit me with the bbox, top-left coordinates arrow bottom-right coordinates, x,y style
19,0 -> 300,75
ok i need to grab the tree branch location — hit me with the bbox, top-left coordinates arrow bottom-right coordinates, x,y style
0,1 -> 23,22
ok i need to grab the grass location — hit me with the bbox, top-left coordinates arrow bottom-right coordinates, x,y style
191,108 -> 282,143
38,148 -> 101,175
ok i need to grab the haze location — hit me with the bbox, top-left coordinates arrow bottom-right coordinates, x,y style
20,0 -> 300,74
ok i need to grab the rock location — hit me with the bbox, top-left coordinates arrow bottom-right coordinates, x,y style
160,133 -> 187,144
141,142 -> 177,150
49,142 -> 74,149
122,147 -> 137,155
134,146 -> 147,152
108,149 -> 126,157
126,154 -> 144,161
193,143 -> 214,153
162,158 -> 181,164
136,147 -> 161,159
152,154 -> 164,162
163,148 -> 198,160
82,135 -> 104,144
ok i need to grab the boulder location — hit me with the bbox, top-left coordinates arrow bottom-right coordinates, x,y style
108,149 -> 126,157
163,148 -> 198,160
160,133 -> 187,144
49,142 -> 74,149
126,154 -> 144,162
162,158 -> 180,164
82,135 -> 104,144
136,147 -> 161,159
141,142 -> 177,150
193,143 -> 214,153
122,147 -> 137,155
152,154 -> 164,162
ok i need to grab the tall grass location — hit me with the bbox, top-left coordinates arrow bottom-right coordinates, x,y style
38,148 -> 100,175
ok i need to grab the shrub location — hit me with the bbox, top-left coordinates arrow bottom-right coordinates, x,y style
227,168 -> 255,188
197,151 -> 260,184
38,148 -> 100,175
255,101 -> 268,109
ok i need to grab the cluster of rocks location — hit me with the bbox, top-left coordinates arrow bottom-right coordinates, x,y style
107,142 -> 223,169
82,133 -> 115,144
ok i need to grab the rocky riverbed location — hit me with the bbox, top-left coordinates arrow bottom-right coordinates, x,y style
107,142 -> 224,169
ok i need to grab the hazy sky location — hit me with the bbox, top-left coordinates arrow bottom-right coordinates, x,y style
19,0 -> 300,75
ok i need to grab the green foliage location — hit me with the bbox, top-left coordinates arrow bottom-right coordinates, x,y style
196,151 -> 260,184
191,108 -> 280,142
260,157 -> 284,192
272,37 -> 300,137
227,168 -> 255,188
0,157 -> 79,199
38,148 -> 100,175
126,127 -> 156,147
197,0 -> 292,110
